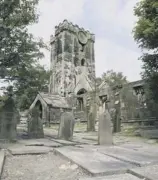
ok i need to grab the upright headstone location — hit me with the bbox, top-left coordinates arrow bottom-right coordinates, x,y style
58,111 -> 74,141
114,100 -> 121,133
87,103 -> 96,132
98,104 -> 113,145
0,96 -> 18,141
28,108 -> 44,139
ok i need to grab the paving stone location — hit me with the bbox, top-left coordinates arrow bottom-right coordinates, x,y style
80,173 -> 142,180
8,146 -> 52,155
55,146 -> 135,175
97,146 -> 158,166
0,150 -> 5,177
129,165 -> 158,180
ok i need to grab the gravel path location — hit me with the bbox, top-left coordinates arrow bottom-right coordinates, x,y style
2,152 -> 88,180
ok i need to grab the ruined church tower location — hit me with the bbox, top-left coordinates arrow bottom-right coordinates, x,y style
49,20 -> 96,97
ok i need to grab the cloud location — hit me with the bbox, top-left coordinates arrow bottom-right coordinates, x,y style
27,0 -> 142,81
95,38 -> 142,81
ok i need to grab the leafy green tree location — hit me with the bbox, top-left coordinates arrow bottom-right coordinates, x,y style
0,0 -> 50,110
14,65 -> 50,110
133,0 -> 158,102
0,0 -> 45,80
102,70 -> 128,87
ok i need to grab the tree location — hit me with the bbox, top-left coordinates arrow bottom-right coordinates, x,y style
0,0 -> 50,110
102,70 -> 128,87
133,0 -> 158,102
0,0 -> 45,80
14,65 -> 50,110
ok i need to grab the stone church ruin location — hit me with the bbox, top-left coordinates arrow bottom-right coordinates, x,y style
29,20 -> 158,135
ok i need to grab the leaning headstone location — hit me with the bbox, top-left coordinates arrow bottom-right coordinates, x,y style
98,106 -> 113,145
58,111 -> 74,141
27,108 -> 44,139
0,96 -> 18,141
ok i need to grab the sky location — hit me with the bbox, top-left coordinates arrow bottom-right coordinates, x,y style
28,0 -> 143,82
0,0 -> 143,94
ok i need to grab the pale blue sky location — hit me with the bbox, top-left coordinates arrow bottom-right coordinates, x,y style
28,0 -> 142,82
0,0 -> 143,94
0,0 -> 142,93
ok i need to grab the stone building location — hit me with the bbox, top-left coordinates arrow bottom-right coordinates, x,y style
30,20 -> 96,124
29,20 -> 155,128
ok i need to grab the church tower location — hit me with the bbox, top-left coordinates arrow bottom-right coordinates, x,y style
49,20 -> 96,97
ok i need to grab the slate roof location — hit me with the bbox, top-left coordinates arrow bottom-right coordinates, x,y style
39,92 -> 71,109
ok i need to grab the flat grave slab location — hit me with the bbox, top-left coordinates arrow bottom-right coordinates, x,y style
8,146 -> 52,155
129,165 -> 158,180
55,146 -> 135,176
80,173 -> 141,180
97,146 -> 158,166
19,139 -> 62,147
120,142 -> 158,154
72,137 -> 97,145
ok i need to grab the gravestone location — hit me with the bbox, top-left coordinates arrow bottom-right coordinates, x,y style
98,106 -> 113,145
0,96 -> 18,141
58,111 -> 75,140
87,103 -> 96,132
114,100 -> 121,132
28,108 -> 44,139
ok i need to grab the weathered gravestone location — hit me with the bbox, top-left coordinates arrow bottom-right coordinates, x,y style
58,111 -> 75,141
28,108 -> 44,139
87,103 -> 96,132
98,103 -> 113,145
0,96 -> 19,141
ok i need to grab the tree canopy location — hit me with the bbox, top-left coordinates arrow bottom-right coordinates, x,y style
102,70 -> 128,87
15,65 -> 50,110
0,0 -> 45,80
133,0 -> 158,102
0,0 -> 50,110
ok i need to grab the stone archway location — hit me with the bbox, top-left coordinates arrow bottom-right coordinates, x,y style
77,88 -> 87,111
